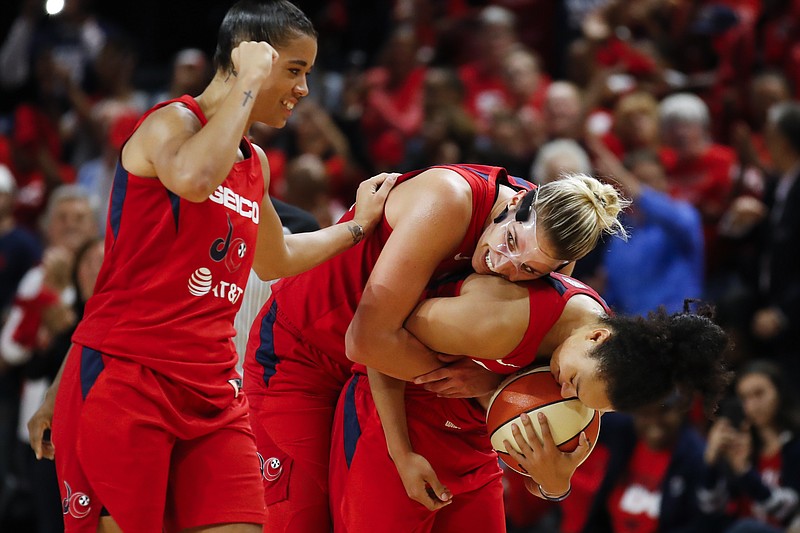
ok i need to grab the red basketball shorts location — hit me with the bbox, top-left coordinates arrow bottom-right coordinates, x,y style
329,373 -> 505,533
53,343 -> 265,533
244,300 -> 352,533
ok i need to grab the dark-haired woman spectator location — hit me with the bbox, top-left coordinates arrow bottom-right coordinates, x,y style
699,360 -> 800,533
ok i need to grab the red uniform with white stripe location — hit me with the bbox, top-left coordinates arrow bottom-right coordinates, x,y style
54,96 -> 266,533
329,273 -> 610,532
243,165 -> 532,532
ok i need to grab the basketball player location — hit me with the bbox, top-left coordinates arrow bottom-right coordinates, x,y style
243,166 -> 628,531
27,2 -> 396,532
330,273 -> 731,532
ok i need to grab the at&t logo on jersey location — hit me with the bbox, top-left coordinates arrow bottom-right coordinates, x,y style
188,267 -> 213,296
208,185 -> 260,224
62,481 -> 91,519
187,267 -> 243,304
211,280 -> 243,304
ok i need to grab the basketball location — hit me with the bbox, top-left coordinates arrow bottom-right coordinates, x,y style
486,366 -> 601,476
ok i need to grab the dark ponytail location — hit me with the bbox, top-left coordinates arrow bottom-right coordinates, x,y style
593,305 -> 732,414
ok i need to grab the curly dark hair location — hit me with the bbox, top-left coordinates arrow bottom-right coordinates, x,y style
213,0 -> 317,74
592,305 -> 733,414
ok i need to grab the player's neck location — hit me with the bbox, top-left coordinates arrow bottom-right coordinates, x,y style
542,301 -> 602,353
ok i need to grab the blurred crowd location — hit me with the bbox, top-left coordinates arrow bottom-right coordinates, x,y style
1,0 -> 799,532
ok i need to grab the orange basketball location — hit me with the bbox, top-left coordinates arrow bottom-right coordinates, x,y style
486,366 -> 601,476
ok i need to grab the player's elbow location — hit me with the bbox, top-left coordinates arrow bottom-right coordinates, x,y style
167,167 -> 221,203
252,267 -> 275,282
345,323 -> 375,365
182,177 -> 217,203
344,326 -> 365,364
251,258 -> 281,282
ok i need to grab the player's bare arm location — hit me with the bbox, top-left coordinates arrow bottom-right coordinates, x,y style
251,145 -> 397,280
368,368 -> 453,511
405,274 -> 529,360
28,348 -> 68,460
346,169 -> 474,379
123,41 -> 278,201
535,294 -> 608,357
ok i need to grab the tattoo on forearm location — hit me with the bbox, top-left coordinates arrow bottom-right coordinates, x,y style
243,90 -> 254,106
349,222 -> 364,245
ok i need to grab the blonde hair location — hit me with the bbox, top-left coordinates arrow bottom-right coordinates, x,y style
535,173 -> 629,260
614,91 -> 659,122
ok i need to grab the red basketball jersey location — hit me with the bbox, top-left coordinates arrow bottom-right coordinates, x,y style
427,273 -> 611,374
267,165 -> 532,367
72,96 -> 264,400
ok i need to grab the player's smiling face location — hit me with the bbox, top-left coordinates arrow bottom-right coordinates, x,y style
255,34 -> 317,128
472,199 -> 568,282
549,326 -> 613,412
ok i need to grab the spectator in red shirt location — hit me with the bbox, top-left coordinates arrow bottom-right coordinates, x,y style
361,23 -> 427,170
503,47 -> 550,117
566,0 -> 664,90
658,92 -> 737,276
754,0 -> 800,99
9,48 -> 77,230
502,47 -> 550,157
401,67 -> 476,171
580,401 -> 711,533
457,5 -> 518,132
283,99 -> 367,208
